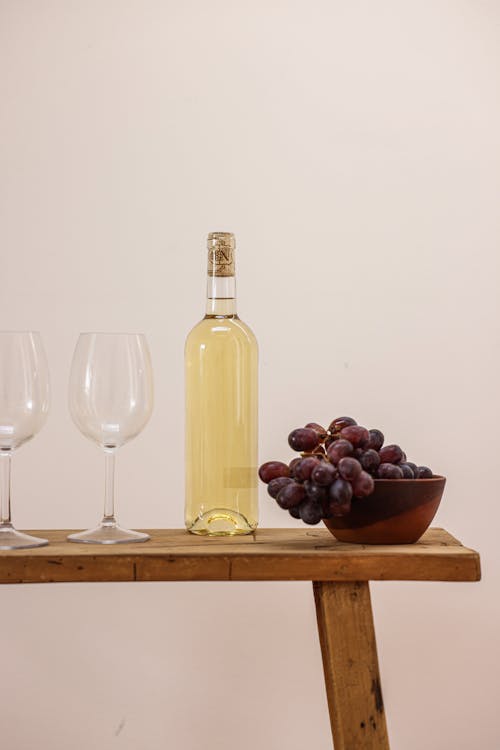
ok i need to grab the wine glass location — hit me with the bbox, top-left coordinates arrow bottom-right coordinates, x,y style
68,333 -> 154,544
0,332 -> 50,549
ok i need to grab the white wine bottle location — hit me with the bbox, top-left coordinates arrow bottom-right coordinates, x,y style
185,232 -> 258,535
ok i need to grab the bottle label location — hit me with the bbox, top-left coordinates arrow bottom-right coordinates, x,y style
208,236 -> 235,277
223,466 -> 258,488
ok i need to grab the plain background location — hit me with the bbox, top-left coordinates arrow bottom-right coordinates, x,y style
1,1 -> 499,748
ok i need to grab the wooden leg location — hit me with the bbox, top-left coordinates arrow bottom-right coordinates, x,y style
313,581 -> 390,749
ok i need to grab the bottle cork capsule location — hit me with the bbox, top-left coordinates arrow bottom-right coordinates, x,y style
207,232 -> 235,277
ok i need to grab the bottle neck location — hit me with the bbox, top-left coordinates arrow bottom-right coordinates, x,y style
205,275 -> 237,317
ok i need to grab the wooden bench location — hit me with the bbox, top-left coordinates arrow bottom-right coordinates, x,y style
0,527 -> 480,749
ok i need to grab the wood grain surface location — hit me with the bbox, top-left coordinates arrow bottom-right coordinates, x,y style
0,527 -> 480,584
314,581 -> 390,749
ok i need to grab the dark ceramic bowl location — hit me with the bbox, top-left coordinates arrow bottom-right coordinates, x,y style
323,476 -> 446,545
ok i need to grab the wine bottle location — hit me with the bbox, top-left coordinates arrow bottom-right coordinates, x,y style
185,232 -> 258,535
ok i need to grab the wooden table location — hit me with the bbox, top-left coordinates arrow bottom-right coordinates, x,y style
0,527 -> 480,749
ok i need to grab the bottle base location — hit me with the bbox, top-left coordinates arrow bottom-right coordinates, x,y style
187,508 -> 257,536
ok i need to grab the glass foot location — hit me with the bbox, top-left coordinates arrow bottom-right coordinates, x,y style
0,525 -> 48,550
67,523 -> 150,545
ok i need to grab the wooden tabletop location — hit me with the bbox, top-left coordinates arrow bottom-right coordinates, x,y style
0,527 -> 480,584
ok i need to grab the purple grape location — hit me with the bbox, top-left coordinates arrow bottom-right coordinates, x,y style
379,444 -> 404,464
304,480 -> 328,502
259,461 -> 290,484
359,449 -> 381,474
311,462 -> 337,486
324,435 -> 338,449
294,456 -> 321,481
326,439 -> 354,465
288,458 -> 302,477
320,496 -> 334,519
305,422 -> 327,439
338,456 -> 362,481
276,482 -> 306,509
329,478 -> 353,504
289,505 -> 301,519
367,429 -> 384,451
416,466 -> 433,478
405,462 -> 418,477
340,425 -> 370,448
399,463 -> 415,479
377,463 -> 404,479
330,500 -> 351,517
328,478 -> 353,516
328,416 -> 357,434
288,428 -> 321,452
299,499 -> 324,525
267,476 -> 293,499
352,471 -> 374,498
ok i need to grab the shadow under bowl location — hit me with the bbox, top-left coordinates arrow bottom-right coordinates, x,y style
323,476 -> 446,545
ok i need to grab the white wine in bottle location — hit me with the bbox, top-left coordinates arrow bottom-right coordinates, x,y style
185,232 -> 258,535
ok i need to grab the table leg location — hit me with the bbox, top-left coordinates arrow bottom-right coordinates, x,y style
313,581 -> 390,749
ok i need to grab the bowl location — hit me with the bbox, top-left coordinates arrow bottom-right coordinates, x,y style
323,476 -> 446,544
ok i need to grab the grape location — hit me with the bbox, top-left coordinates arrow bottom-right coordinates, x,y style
379,444 -> 404,464
367,429 -> 384,451
304,480 -> 328,502
405,461 -> 418,477
320,496 -> 333,519
340,425 -> 370,448
327,439 -> 354,464
294,456 -> 321,481
399,463 -> 415,479
329,478 -> 353,504
267,476 -> 293,498
288,428 -> 320,452
378,463 -> 404,479
330,500 -> 351,517
352,471 -> 374,498
261,416 -> 436,526
277,482 -> 306,509
328,479 -> 353,516
338,456 -> 362,481
299,499 -> 324,525
259,461 -> 290,484
311,462 -> 337,486
259,417 -> 433,524
328,416 -> 357,434
359,449 -> 381,474
305,422 -> 327,439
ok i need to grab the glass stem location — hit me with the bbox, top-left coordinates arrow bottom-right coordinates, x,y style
0,452 -> 12,528
103,449 -> 117,526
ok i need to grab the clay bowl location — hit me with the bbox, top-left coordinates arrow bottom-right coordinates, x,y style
323,476 -> 446,545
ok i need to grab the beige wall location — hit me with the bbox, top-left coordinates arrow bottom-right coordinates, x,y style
1,1 -> 499,748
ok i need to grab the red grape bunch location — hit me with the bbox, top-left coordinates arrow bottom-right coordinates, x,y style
258,416 -> 434,525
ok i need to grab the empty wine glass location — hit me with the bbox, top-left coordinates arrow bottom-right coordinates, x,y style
68,333 -> 154,544
0,332 -> 50,549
